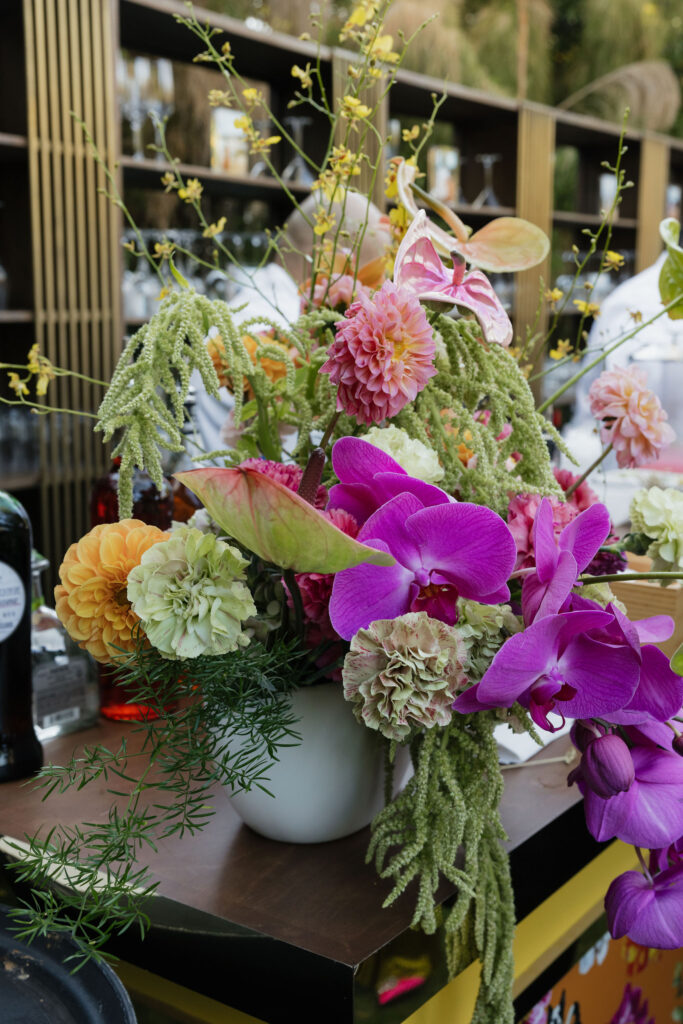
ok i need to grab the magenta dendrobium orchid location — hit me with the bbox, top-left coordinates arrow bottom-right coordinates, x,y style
521,496 -> 611,624
328,436 -> 451,527
393,212 -> 514,347
329,488 -> 516,640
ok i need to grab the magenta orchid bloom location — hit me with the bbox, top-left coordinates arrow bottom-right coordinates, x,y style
454,607 -> 641,730
578,730 -> 683,849
329,491 -> 516,640
393,212 -> 513,347
606,865 -> 683,950
563,597 -> 683,725
521,496 -> 611,624
328,436 -> 451,527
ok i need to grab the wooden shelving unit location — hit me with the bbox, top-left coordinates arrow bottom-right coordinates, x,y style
3,0 -> 683,574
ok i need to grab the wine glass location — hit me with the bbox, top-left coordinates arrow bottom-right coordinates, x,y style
146,59 -> 175,162
472,154 -> 502,209
117,55 -> 152,160
281,117 -> 314,185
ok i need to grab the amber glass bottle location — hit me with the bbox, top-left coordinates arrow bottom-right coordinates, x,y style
90,461 -> 173,721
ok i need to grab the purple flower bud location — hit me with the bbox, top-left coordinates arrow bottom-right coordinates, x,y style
672,733 -> 683,757
583,734 -> 635,799
571,719 -> 602,753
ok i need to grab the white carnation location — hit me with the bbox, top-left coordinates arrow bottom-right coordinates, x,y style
363,424 -> 444,484
630,486 -> 683,571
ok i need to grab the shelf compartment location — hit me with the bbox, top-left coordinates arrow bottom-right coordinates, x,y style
120,155 -> 312,201
0,469 -> 41,491
0,132 -> 28,161
552,210 -> 637,229
0,310 -> 34,324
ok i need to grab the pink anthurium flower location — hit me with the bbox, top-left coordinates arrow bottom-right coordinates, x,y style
329,490 -> 516,640
394,158 -> 549,271
394,212 -> 513,347
174,467 -> 395,574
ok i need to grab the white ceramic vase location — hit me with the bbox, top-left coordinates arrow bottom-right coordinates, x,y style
226,683 -> 410,844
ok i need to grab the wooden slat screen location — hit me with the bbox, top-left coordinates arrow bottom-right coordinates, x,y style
23,0 -> 122,585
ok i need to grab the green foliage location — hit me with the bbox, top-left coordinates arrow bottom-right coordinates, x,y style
659,218 -> 683,319
368,712 -> 516,1022
6,638 -> 303,965
396,315 -> 562,516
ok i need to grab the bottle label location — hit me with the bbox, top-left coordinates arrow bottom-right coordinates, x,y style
33,658 -> 89,728
0,563 -> 26,642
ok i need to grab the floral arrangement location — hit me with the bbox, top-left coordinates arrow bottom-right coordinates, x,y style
6,3 -> 683,1023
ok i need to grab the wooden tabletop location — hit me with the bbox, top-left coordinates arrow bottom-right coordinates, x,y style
0,720 -> 597,1023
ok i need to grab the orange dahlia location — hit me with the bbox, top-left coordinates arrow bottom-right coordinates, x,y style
207,329 -> 292,397
54,519 -> 167,664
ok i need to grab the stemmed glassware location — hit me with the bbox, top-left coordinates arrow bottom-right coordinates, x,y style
145,59 -> 175,162
281,117 -> 314,185
472,154 -> 502,209
117,55 -> 175,161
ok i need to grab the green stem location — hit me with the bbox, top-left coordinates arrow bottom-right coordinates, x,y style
579,571 -> 683,584
565,443 -> 612,497
319,410 -> 341,451
283,569 -> 304,639
537,293 -> 683,415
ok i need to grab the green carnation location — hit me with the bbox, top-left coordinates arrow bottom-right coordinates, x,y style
342,612 -> 467,741
127,526 -> 256,659
455,599 -> 522,682
630,486 -> 683,572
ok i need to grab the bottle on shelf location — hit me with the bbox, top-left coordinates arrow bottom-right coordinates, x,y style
90,457 -> 174,529
0,491 -> 43,782
31,552 -> 100,741
90,459 -> 173,722
163,387 -> 203,524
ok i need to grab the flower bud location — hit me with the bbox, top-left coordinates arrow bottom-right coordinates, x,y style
571,719 -> 601,753
583,734 -> 635,799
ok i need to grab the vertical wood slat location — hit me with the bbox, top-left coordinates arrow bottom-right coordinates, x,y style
23,0 -> 122,588
332,52 -> 387,211
515,104 -> 556,388
636,136 -> 668,273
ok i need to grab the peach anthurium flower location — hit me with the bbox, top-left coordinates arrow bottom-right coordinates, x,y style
55,519 -> 167,664
395,157 -> 549,272
175,466 -> 396,573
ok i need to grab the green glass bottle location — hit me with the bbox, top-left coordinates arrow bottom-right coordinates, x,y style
0,490 -> 43,781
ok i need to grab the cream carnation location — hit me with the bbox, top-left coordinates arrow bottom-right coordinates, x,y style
631,486 -> 683,571
127,526 -> 256,659
342,612 -> 467,740
363,424 -> 444,484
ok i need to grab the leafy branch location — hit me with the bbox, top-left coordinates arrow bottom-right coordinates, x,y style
6,638 -> 304,966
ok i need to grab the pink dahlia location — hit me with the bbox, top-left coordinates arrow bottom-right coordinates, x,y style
553,466 -> 599,514
588,366 -> 675,469
507,492 -> 575,571
320,280 -> 437,425
238,458 -> 327,509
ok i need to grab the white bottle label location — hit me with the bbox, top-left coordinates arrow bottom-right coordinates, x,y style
0,563 -> 25,642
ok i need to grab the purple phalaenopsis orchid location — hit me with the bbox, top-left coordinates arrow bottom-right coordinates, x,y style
393,212 -> 514,347
453,606 -> 641,730
521,497 -> 611,624
576,726 -> 683,848
329,491 -> 516,640
328,436 -> 451,527
606,864 -> 683,950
